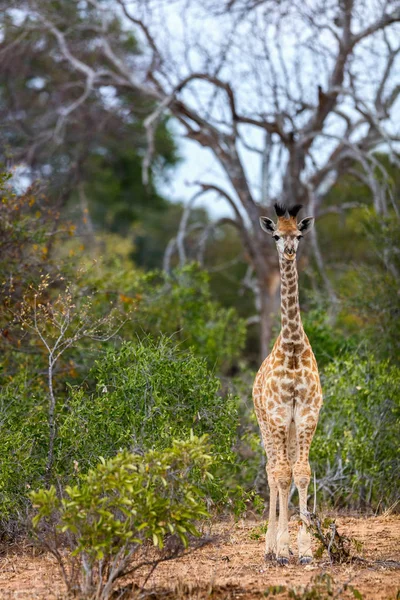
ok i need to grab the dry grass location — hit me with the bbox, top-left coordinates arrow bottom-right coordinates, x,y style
0,515 -> 399,599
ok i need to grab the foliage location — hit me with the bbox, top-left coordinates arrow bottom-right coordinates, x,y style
311,353 -> 400,509
0,173 -> 63,317
0,173 -> 248,524
130,265 -> 247,371
0,174 -> 66,520
31,437 -> 211,599
248,521 -> 268,540
301,203 -> 400,511
17,273 -> 126,481
339,211 -> 400,362
0,367 -> 47,524
302,307 -> 355,369
0,4 -> 178,236
57,337 -> 239,501
81,258 -> 247,372
0,336 -> 241,522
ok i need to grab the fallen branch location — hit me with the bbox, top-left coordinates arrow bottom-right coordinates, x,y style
308,513 -> 364,564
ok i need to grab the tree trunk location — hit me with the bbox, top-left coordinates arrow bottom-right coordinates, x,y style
45,358 -> 56,485
256,262 -> 281,361
259,291 -> 273,361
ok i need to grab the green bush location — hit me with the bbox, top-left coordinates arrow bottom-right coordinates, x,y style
78,259 -> 246,372
0,367 -> 48,524
336,210 -> 400,362
340,264 -> 400,362
133,265 -> 247,371
31,437 -> 211,599
311,353 -> 400,509
302,308 -> 355,368
56,337 -> 238,500
0,336 -> 240,525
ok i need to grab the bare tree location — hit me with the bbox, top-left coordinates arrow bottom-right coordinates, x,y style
16,274 -> 126,482
1,0 -> 399,356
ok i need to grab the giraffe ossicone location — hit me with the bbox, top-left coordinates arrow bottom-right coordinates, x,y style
253,203 -> 322,566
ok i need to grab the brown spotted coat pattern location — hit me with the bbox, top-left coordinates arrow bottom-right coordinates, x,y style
253,215 -> 322,565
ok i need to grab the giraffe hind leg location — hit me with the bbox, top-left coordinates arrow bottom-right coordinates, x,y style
265,463 -> 277,560
272,412 -> 293,565
262,428 -> 278,560
293,417 -> 318,564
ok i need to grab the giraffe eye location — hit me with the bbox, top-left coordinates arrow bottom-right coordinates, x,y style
273,235 -> 280,241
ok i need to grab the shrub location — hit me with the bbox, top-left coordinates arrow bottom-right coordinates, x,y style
311,353 -> 400,509
58,260 -> 246,379
0,336 -> 240,526
56,337 -> 239,502
302,308 -> 355,368
80,261 -> 246,372
338,210 -> 400,362
133,265 -> 247,372
31,436 -> 211,599
0,367 -> 48,525
0,172 -> 62,303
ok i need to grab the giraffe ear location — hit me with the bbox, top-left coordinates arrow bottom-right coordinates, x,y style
298,217 -> 314,235
259,217 -> 276,235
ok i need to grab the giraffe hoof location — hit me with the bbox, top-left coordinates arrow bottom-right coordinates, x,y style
276,556 -> 289,566
299,556 -> 313,565
265,552 -> 276,562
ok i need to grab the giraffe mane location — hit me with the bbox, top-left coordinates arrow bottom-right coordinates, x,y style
288,204 -> 303,219
274,203 -> 287,218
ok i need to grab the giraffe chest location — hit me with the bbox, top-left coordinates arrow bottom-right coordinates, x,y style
257,368 -> 322,425
257,348 -> 321,405
266,366 -> 315,396
253,336 -> 323,418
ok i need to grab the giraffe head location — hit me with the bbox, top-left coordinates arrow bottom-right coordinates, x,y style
259,203 -> 314,261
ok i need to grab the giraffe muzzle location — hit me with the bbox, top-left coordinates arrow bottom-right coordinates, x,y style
284,249 -> 296,261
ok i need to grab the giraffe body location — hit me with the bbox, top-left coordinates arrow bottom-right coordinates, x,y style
253,205 -> 323,565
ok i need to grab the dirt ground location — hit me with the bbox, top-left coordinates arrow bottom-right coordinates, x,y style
0,515 -> 399,599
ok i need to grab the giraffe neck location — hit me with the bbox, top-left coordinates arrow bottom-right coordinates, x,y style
279,255 -> 305,343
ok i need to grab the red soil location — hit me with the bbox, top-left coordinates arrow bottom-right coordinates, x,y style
0,515 -> 399,599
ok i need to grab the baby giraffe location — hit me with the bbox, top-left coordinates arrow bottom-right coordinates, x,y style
253,203 -> 322,565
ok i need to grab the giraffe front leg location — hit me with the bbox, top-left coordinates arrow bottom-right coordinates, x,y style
293,460 -> 312,564
275,457 -> 292,565
265,465 -> 277,560
269,413 -> 293,566
293,420 -> 318,564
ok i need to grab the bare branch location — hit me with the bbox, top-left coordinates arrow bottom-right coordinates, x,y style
191,181 -> 258,261
196,217 -> 242,265
115,0 -> 163,76
318,202 -> 364,217
3,0 -> 400,356
351,7 -> 400,45
176,190 -> 206,266
163,237 -> 177,274
306,186 -> 339,307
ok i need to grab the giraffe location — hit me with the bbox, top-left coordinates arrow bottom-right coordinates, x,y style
252,202 -> 323,566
